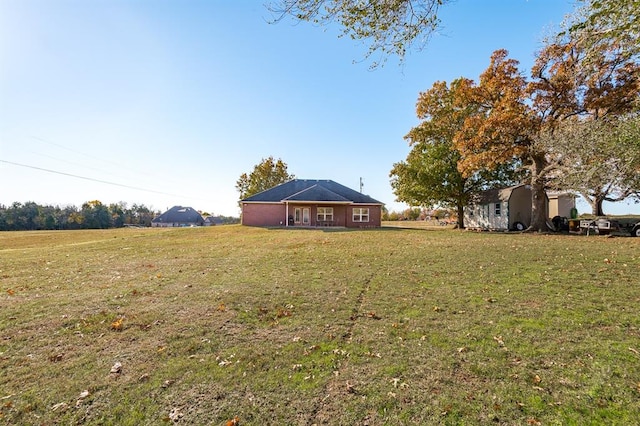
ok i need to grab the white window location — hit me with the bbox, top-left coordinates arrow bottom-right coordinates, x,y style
495,203 -> 501,216
317,207 -> 333,221
352,207 -> 369,222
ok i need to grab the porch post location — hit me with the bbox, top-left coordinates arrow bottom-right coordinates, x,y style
285,201 -> 288,227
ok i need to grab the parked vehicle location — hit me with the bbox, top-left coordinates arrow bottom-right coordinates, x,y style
579,217 -> 640,236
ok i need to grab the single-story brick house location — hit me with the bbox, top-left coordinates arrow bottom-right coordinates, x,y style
240,179 -> 384,228
151,206 -> 205,227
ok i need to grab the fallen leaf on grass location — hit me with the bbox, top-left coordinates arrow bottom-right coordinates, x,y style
366,311 -> 381,320
109,361 -> 122,375
110,317 -> 124,331
76,390 -> 90,407
275,307 -> 291,318
628,347 -> 639,356
51,402 -> 69,412
49,353 -> 64,362
226,416 -> 240,426
6,289 -> 15,296
217,302 -> 226,312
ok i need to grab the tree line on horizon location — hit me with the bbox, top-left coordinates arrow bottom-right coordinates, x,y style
0,201 -> 158,231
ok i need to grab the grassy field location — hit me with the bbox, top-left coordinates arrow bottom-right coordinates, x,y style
1,225 -> 639,425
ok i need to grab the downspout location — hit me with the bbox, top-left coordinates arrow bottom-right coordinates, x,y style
285,201 -> 288,227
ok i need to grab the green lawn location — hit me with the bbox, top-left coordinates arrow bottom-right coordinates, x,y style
1,225 -> 639,425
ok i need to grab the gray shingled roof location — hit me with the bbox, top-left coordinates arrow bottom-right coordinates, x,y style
152,206 -> 205,224
242,179 -> 383,204
472,184 -> 526,204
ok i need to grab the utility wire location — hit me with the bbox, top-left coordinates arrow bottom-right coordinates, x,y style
0,159 -> 198,200
29,135 -> 160,187
31,135 -> 129,170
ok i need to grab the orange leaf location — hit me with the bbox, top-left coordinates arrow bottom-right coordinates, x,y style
226,416 -> 240,426
111,317 -> 124,331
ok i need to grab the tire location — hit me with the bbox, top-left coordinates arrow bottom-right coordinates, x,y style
513,222 -> 526,231
632,225 -> 640,237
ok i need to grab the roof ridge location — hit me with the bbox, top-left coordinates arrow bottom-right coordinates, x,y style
283,183 -> 348,202
284,183 -> 319,200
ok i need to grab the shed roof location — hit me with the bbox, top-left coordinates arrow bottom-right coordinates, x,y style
472,184 -> 528,204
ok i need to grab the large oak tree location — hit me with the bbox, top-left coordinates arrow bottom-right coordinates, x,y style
390,79 -> 521,228
531,23 -> 640,215
452,50 -> 554,231
236,156 -> 295,200
454,37 -> 639,229
542,116 -> 640,215
569,0 -> 640,60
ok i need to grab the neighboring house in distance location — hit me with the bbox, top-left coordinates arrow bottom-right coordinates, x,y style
151,206 -> 205,227
464,184 -> 549,231
240,179 -> 384,228
203,216 -> 219,226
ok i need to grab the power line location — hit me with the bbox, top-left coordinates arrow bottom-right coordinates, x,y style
31,135 -> 126,170
29,135 -> 161,187
0,159 -> 196,199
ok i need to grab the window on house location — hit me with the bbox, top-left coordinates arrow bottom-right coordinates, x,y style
317,207 -> 333,221
353,207 -> 369,222
495,203 -> 501,216
294,208 -> 301,223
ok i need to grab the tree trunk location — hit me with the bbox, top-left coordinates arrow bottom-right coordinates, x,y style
581,193 -> 606,216
456,203 -> 465,229
593,197 -> 605,216
530,179 -> 548,232
529,155 -> 549,232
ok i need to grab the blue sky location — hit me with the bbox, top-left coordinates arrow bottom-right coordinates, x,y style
1,0 -> 638,216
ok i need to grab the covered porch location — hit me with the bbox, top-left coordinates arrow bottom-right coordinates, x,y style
285,202 -> 349,227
